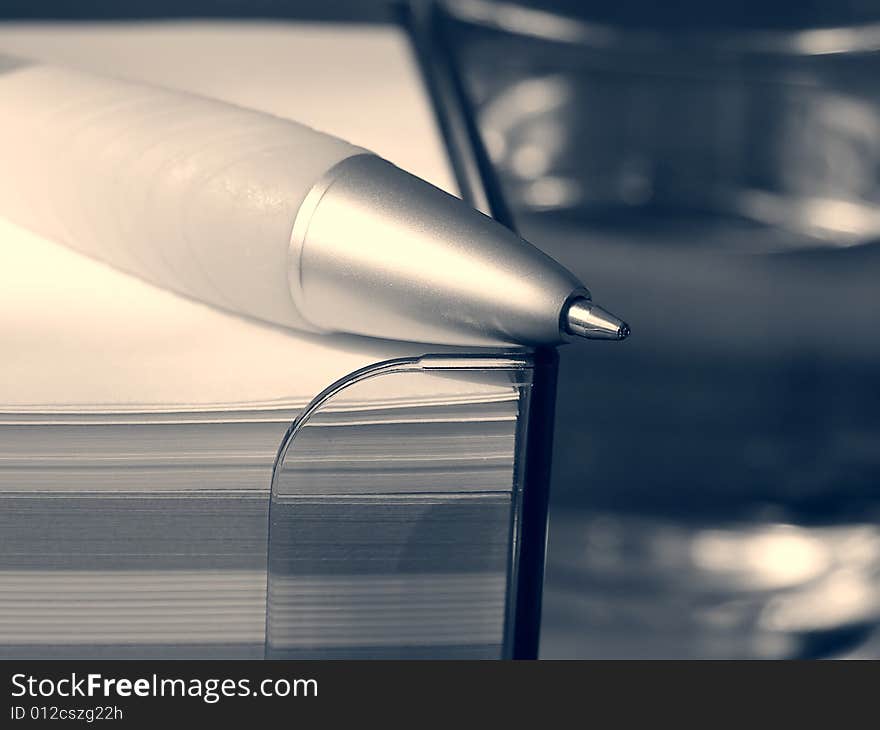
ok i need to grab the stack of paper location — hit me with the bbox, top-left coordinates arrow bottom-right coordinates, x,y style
0,21 -> 530,658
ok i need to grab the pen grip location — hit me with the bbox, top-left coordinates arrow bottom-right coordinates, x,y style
0,57 -> 363,329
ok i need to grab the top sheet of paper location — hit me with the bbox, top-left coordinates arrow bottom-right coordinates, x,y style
0,21 -> 485,412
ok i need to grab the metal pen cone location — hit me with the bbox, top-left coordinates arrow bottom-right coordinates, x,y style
564,298 -> 630,341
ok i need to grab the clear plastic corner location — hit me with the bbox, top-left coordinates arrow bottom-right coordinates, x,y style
265,353 -> 534,659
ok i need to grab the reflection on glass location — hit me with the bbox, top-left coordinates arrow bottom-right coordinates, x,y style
543,514 -> 880,659
444,0 -> 880,658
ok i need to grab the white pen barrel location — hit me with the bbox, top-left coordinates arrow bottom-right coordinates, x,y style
0,56 -> 364,330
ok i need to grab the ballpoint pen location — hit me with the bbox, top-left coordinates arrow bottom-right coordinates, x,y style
0,56 -> 628,347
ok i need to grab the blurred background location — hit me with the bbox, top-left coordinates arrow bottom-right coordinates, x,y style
4,0 -> 879,658
440,0 -> 880,658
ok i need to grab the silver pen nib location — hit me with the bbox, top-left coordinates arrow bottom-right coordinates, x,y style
564,297 -> 630,341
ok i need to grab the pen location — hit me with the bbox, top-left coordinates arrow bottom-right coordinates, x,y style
0,56 -> 628,347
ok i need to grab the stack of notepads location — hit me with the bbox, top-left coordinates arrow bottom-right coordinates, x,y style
0,21 -> 532,658
0,160 -> 529,660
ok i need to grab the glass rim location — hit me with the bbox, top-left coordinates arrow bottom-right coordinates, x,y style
444,0 -> 880,57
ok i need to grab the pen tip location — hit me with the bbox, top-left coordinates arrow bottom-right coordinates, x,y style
564,298 -> 630,341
